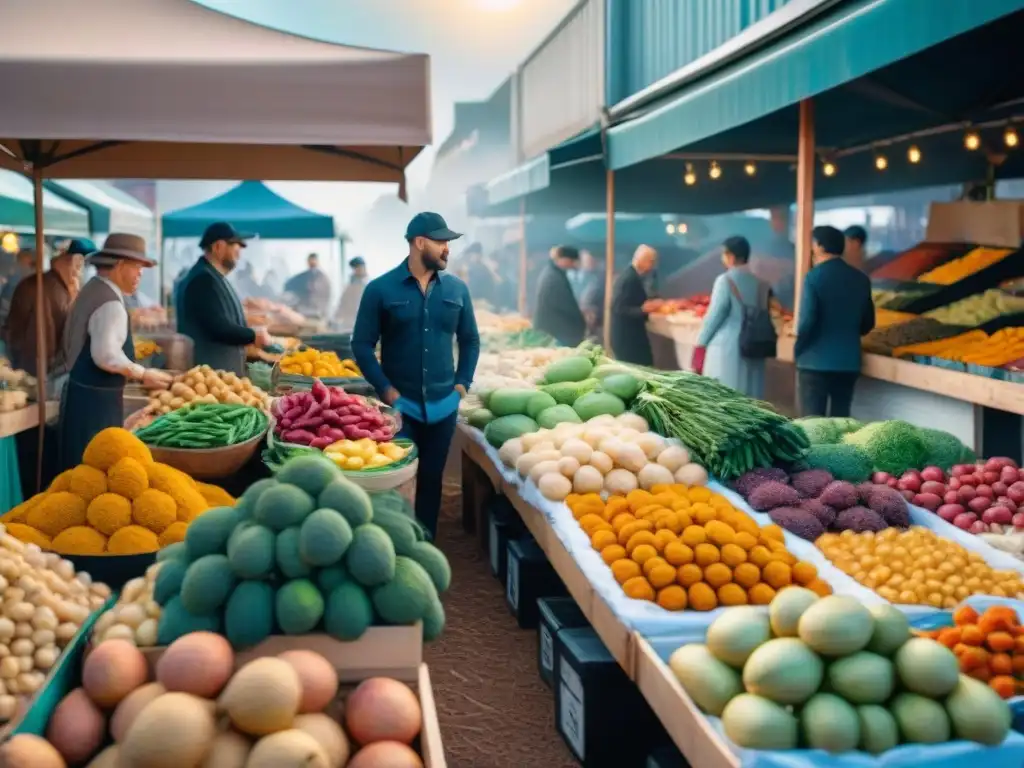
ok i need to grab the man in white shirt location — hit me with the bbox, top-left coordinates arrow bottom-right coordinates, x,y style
334,256 -> 367,332
58,233 -> 172,471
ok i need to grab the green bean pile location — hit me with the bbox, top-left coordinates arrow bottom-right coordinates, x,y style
135,403 -> 268,449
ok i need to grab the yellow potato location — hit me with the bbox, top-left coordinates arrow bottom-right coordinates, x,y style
343,456 -> 364,470
367,454 -> 392,468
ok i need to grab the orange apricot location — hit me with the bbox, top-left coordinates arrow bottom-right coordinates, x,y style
717,583 -> 748,606
626,489 -> 654,512
681,525 -> 707,548
969,666 -> 993,682
936,627 -> 962,649
958,646 -> 990,672
687,582 -> 718,611
643,556 -> 668,577
733,531 -> 758,551
720,543 -> 747,568
703,563 -> 732,589
591,529 -> 618,551
987,631 -> 1016,654
953,604 -> 980,626
693,543 -> 721,567
677,564 -> 704,588
663,542 -> 694,567
618,519 -> 654,546
611,559 -> 642,585
655,514 -> 683,535
733,563 -> 761,589
688,487 -> 712,503
805,579 -> 833,597
989,675 -> 1017,700
626,530 -> 658,556
631,544 -> 659,566
1012,654 -> 1024,675
656,585 -> 688,611
792,562 -> 817,586
748,546 -> 773,568
692,504 -> 717,525
761,524 -> 785,542
622,576 -> 655,601
960,625 -> 986,647
648,563 -> 678,590
601,544 -> 627,565
748,583 -> 776,605
704,521 -> 736,547
762,561 -> 792,590
653,529 -> 679,551
990,652 -> 1013,676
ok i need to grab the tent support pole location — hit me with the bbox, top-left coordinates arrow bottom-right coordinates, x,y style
794,99 -> 816,324
603,168 -> 615,352
32,167 -> 47,493
518,198 -> 527,316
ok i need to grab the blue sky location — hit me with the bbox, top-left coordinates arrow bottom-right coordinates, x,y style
176,0 -> 577,228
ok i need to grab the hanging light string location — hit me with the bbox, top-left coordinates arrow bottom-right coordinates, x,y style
669,115 -> 1022,182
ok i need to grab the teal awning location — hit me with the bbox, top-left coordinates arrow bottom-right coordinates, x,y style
0,171 -> 90,236
163,181 -> 336,240
607,0 -> 1024,170
484,127 -> 603,207
44,180 -> 152,235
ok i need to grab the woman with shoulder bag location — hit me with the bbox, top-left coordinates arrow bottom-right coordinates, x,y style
693,236 -> 776,398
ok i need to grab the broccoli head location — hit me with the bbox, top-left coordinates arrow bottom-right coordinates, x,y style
793,417 -> 863,445
803,443 -> 873,483
917,427 -> 975,471
842,420 -> 927,476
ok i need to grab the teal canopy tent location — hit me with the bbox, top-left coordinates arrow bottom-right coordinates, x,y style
44,180 -> 153,237
162,181 -> 336,239
0,171 -> 89,237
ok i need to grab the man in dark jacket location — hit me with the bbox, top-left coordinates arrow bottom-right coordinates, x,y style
611,245 -> 658,365
794,225 -> 876,417
176,222 -> 271,375
532,245 -> 586,347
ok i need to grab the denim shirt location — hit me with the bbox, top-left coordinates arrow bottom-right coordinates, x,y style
351,260 -> 480,423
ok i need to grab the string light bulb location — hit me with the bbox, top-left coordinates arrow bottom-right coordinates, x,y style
964,131 -> 981,151
874,154 -> 888,171
822,161 -> 837,177
678,223 -> 688,234
665,224 -> 676,234
0,233 -> 18,254
709,161 -> 722,180
683,163 -> 697,186
908,145 -> 922,164
1005,127 -> 1019,148
744,162 -> 757,176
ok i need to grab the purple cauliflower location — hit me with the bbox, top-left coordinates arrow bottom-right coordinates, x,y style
768,508 -> 826,541
863,485 -> 911,528
732,467 -> 789,498
798,498 -> 837,528
833,506 -> 888,533
747,481 -> 802,511
819,481 -> 859,510
790,469 -> 835,499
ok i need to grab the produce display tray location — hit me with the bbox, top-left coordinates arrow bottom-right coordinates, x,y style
900,248 -> 1024,315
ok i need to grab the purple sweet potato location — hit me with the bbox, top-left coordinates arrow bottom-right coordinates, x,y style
819,481 -> 859,510
833,506 -> 888,533
732,468 -> 789,498
864,485 -> 911,527
798,498 -> 837,528
790,469 -> 834,499
747,481 -> 801,511
283,429 -> 317,445
768,507 -> 825,541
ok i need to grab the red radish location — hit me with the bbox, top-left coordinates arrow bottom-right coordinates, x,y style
948,477 -> 962,491
944,491 -> 960,505
1012,512 -> 1024,529
872,471 -> 893,484
957,485 -> 977,503
968,496 -> 992,514
976,484 -> 995,499
952,464 -> 975,477
996,496 -> 1018,511
886,478 -> 899,489
898,475 -> 922,493
913,493 -> 942,511
900,490 -> 915,502
969,520 -> 990,534
983,471 -> 1001,485
920,466 -> 946,483
953,512 -> 978,529
984,506 -> 1014,525
938,504 -> 964,522
1000,466 -> 1019,483
920,481 -> 946,497
986,457 -> 1019,471
1008,482 -> 1024,505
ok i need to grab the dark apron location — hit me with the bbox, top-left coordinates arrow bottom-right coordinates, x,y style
58,316 -> 135,472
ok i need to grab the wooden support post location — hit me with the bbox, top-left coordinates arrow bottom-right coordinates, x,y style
793,99 -> 816,322
517,198 -> 528,316
32,167 -> 47,493
603,168 -> 616,352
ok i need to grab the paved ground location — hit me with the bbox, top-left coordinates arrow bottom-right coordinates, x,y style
423,476 -> 578,768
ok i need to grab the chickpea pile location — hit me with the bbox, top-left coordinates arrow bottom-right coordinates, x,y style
817,526 -> 1024,607
567,485 -> 832,612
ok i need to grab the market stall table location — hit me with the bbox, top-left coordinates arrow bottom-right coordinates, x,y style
0,401 -> 58,439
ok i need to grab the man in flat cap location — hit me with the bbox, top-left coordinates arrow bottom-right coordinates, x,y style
175,221 -> 271,374
58,234 -> 172,470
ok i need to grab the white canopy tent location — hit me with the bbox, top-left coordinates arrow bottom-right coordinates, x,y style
0,0 -> 432,488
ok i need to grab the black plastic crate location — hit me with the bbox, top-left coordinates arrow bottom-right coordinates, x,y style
506,538 -> 565,629
555,628 -> 665,767
487,496 -> 524,584
647,745 -> 689,768
537,597 -> 589,689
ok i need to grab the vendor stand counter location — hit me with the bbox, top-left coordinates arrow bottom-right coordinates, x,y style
0,401 -> 58,439
457,423 -> 736,764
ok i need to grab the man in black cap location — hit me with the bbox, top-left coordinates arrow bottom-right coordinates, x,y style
533,245 -> 586,346
59,234 -> 173,470
334,256 -> 368,332
352,212 -> 480,539
176,222 -> 271,375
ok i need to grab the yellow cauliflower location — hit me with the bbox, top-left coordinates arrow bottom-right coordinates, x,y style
107,525 -> 159,554
69,465 -> 108,503
48,470 -> 73,492
197,482 -> 235,507
1,494 -> 44,524
86,493 -> 132,536
25,492 -> 87,537
4,523 -> 52,549
52,526 -> 107,555
158,521 -> 188,547
131,489 -> 177,533
107,457 -> 149,499
83,427 -> 153,472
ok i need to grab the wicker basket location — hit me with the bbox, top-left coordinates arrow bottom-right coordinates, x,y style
146,426 -> 268,480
